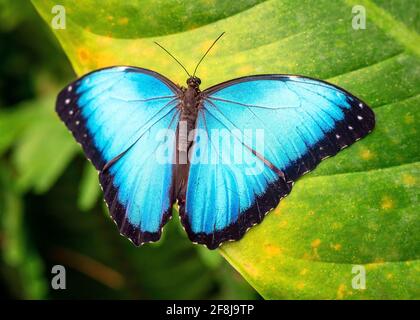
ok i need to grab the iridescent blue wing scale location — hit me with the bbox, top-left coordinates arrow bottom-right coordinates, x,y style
180,75 -> 375,249
56,66 -> 181,245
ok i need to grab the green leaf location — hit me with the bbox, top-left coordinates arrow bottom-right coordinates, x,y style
0,104 -> 37,156
1,96 -> 80,194
78,162 -> 101,211
0,0 -> 33,31
11,96 -> 79,193
0,162 -> 48,299
222,163 -> 419,299
32,0 -> 420,299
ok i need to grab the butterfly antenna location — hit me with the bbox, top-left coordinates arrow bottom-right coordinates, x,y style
193,32 -> 225,77
154,41 -> 191,77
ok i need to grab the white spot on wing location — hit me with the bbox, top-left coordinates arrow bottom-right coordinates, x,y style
65,98 -> 71,104
357,115 -> 363,120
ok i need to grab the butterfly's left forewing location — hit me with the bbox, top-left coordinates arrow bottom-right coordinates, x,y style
56,66 -> 181,245
180,75 -> 375,249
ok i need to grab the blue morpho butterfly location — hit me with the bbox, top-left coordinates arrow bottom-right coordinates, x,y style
56,33 -> 375,249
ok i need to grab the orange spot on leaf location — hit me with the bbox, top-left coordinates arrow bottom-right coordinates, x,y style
311,239 -> 321,248
380,196 -> 394,210
119,17 -> 129,25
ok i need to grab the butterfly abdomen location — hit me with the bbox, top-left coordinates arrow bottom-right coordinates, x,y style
179,108 -> 198,144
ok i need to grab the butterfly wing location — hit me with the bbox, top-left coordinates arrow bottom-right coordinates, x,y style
180,75 -> 375,249
56,66 -> 181,245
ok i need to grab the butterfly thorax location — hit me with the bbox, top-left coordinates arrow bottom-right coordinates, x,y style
179,77 -> 202,145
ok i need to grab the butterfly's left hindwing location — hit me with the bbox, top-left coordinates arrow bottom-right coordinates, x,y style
56,66 -> 180,245
180,75 -> 375,249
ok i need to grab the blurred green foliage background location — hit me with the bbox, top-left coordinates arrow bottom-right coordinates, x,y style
0,0 -> 259,299
1,0 -> 419,300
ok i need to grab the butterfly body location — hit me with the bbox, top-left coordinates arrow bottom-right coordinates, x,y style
56,65 -> 374,249
178,78 -> 202,151
173,77 -> 203,200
